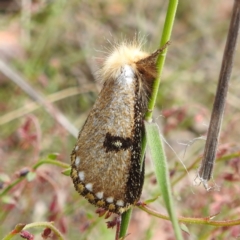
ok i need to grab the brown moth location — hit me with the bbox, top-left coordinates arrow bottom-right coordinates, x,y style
70,41 -> 167,214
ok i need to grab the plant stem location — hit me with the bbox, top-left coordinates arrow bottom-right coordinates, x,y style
33,159 -> 69,170
119,209 -> 132,238
145,0 -> 179,122
139,205 -> 240,227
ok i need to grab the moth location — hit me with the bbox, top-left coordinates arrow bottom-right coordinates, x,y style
71,41 -> 167,214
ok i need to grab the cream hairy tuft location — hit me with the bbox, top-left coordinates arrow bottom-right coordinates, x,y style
100,42 -> 149,82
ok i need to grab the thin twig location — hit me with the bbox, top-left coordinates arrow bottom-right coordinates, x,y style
0,58 -> 79,138
0,85 -> 96,126
198,0 -> 240,189
138,204 -> 240,227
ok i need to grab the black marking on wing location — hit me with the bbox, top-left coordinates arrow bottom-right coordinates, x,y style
103,133 -> 132,153
125,76 -> 145,205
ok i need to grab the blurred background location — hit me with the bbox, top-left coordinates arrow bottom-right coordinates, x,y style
0,0 -> 240,239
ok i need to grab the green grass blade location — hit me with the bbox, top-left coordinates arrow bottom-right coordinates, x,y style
119,209 -> 132,238
145,121 -> 183,240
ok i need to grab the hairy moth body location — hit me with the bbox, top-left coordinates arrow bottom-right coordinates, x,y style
71,41 -> 167,214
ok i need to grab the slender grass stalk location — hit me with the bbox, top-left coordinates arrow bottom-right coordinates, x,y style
145,0 -> 179,122
119,209 -> 132,239
139,205 -> 240,227
0,178 -> 24,198
33,159 -> 69,170
141,0 -> 178,194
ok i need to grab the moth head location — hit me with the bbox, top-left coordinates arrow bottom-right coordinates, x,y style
100,42 -> 161,84
136,49 -> 162,84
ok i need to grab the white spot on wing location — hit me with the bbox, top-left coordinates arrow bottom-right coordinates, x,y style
113,140 -> 122,147
78,171 -> 84,181
75,146 -> 79,151
116,200 -> 124,206
85,183 -> 93,191
75,156 -> 80,166
106,197 -> 114,203
96,192 -> 103,199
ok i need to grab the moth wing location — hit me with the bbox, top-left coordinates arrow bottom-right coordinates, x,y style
71,65 -> 143,212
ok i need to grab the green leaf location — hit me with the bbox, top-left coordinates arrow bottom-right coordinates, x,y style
144,195 -> 159,204
26,172 -> 36,182
0,173 -> 10,182
119,208 -> 132,238
1,196 -> 16,205
145,121 -> 183,240
48,153 -> 59,160
180,223 -> 190,234
86,212 -> 94,219
61,168 -> 71,176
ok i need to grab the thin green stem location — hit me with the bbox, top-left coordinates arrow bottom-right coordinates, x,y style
0,159 -> 69,197
119,208 -> 132,238
33,159 -> 69,170
145,0 -> 178,122
139,205 -> 240,227
0,178 -> 24,197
